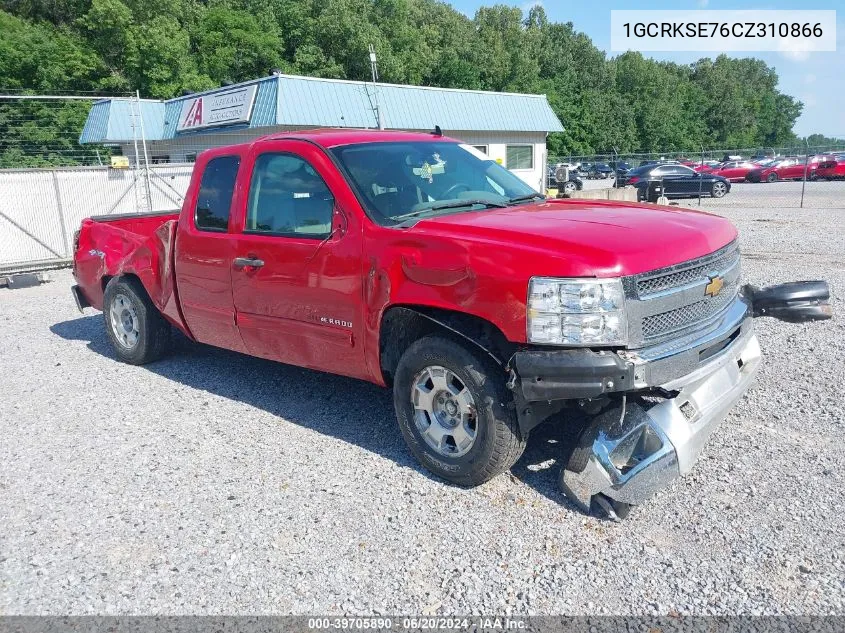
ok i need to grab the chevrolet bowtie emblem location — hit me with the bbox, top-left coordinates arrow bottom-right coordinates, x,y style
704,275 -> 724,297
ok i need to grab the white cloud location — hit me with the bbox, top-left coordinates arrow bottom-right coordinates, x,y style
780,49 -> 812,63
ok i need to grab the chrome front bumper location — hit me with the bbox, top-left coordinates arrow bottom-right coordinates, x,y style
560,324 -> 761,510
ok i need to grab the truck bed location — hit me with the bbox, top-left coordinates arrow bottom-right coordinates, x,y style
88,209 -> 180,230
72,209 -> 187,335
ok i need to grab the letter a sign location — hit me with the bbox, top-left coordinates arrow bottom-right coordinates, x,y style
182,99 -> 203,129
176,85 -> 257,132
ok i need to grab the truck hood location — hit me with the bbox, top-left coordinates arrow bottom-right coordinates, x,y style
408,198 -> 738,278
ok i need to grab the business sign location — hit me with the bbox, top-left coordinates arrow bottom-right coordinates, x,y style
176,85 -> 258,132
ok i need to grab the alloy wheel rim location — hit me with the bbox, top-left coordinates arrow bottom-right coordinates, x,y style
411,365 -> 477,458
109,293 -> 139,349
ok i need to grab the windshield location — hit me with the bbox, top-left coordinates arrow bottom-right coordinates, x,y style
331,141 -> 537,226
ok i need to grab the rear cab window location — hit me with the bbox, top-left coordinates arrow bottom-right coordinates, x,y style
194,155 -> 241,232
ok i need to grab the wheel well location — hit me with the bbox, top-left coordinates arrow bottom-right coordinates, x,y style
102,273 -> 144,297
378,305 -> 514,386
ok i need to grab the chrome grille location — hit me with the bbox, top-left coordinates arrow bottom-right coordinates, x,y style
636,241 -> 740,297
641,279 -> 738,339
625,240 -> 743,347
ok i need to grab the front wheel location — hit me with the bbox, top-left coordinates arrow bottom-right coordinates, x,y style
103,276 -> 171,364
711,181 -> 728,198
766,172 -> 778,183
393,335 -> 526,487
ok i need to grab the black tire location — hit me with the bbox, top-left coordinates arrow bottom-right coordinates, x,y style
766,172 -> 778,182
103,276 -> 171,365
393,335 -> 525,487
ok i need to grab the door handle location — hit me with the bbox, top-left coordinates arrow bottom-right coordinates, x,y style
233,256 -> 264,269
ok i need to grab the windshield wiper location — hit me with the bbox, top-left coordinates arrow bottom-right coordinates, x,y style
507,192 -> 546,205
391,198 -> 508,222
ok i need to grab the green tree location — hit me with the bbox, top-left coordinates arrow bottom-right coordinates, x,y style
192,6 -> 286,84
0,0 -> 808,165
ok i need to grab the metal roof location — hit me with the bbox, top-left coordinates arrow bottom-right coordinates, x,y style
79,98 -> 166,144
79,74 -> 563,144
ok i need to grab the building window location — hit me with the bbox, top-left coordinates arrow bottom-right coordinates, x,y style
472,145 -> 488,155
506,145 -> 533,170
194,155 -> 240,232
151,155 -> 170,164
185,153 -> 197,163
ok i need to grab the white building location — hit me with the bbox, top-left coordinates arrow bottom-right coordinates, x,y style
80,73 -> 564,192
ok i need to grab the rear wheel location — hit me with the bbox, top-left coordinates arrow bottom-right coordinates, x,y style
563,181 -> 577,195
766,172 -> 778,183
103,276 -> 170,364
393,335 -> 525,487
711,181 -> 728,198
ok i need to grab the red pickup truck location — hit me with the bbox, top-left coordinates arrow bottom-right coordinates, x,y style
71,129 -> 831,518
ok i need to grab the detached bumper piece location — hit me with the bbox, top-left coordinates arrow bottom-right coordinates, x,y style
560,330 -> 762,515
743,280 -> 832,323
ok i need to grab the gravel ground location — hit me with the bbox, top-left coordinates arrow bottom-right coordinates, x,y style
1,204 -> 843,616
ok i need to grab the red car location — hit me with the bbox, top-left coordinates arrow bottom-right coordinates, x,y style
69,129 -> 831,516
816,158 -> 845,180
711,161 -> 757,182
693,161 -> 720,173
751,157 -> 816,182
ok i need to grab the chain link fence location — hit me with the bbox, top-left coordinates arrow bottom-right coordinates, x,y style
2,92 -> 845,272
549,142 -> 845,209
0,94 -> 195,273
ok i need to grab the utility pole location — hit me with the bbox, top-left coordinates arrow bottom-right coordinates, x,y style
369,44 -> 385,129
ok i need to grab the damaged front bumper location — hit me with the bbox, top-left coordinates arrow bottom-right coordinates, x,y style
509,280 -> 831,513
560,327 -> 760,510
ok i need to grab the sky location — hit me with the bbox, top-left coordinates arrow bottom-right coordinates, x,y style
449,0 -> 844,138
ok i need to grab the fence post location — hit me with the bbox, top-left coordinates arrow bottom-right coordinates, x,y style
612,147 -> 618,189
800,138 -> 809,209
51,170 -> 71,258
137,90 -> 153,211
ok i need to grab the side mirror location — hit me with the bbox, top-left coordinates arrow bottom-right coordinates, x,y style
332,207 -> 348,237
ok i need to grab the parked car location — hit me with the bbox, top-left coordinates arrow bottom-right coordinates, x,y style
751,157 -> 778,167
547,165 -> 585,194
608,160 -> 632,176
711,161 -> 758,182
624,163 -> 731,200
693,160 -> 722,173
816,158 -> 845,180
587,162 -> 614,179
750,157 -> 818,182
576,162 -> 593,178
70,129 -> 831,518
